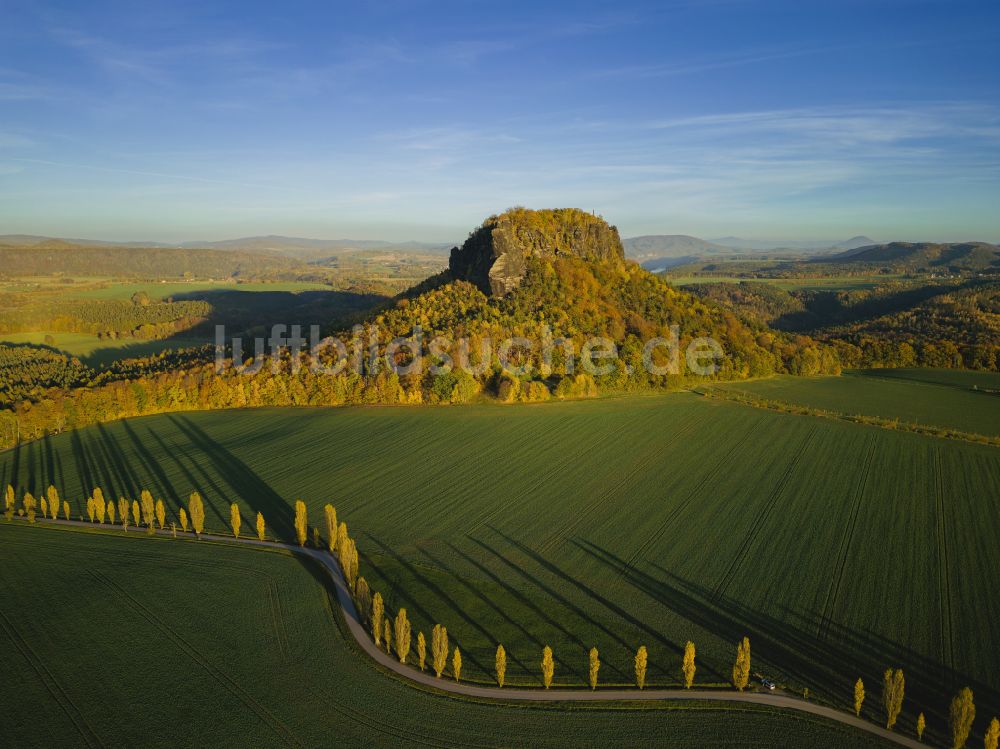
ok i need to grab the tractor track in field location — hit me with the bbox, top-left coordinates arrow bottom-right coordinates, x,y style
618,419 -> 758,583
933,447 -> 955,677
5,518 -> 929,749
87,568 -> 302,748
713,425 -> 818,601
0,605 -> 104,748
816,433 -> 877,641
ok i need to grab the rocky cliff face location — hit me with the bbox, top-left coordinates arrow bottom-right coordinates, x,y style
449,207 -> 625,296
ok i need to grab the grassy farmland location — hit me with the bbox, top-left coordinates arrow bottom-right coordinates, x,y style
662,276 -> 905,291
712,369 -> 1000,438
1,392 -> 997,746
0,522 -> 895,748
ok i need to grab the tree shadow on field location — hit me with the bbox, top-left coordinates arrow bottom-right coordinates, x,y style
120,421 -> 184,510
361,533 -> 492,678
167,415 -> 296,541
576,538 -> 995,742
486,527 -> 683,669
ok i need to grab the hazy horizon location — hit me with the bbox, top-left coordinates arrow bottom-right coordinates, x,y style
2,0 -> 999,242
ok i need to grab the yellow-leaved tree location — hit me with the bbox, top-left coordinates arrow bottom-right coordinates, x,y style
917,712 -> 926,742
106,500 -> 115,525
394,608 -> 411,664
155,499 -> 165,530
949,687 -> 975,749
372,592 -> 384,646
294,500 -> 307,546
62,500 -> 70,521
119,498 -> 129,531
140,490 -> 155,528
40,497 -> 48,519
93,489 -> 106,524
541,646 -> 554,689
230,503 -> 241,538
23,492 -> 36,523
189,492 -> 205,537
883,668 -> 905,730
47,486 -> 60,520
324,504 -> 337,552
417,632 -> 427,672
635,645 -> 648,689
452,647 -> 462,682
855,678 -> 865,716
4,485 -> 14,520
131,500 -> 140,528
683,641 -> 696,689
355,577 -> 371,623
588,647 -> 600,691
86,495 -> 95,523
256,512 -> 265,541
432,624 -> 448,678
732,637 -> 750,691
179,506 -> 189,533
984,717 -> 999,749
383,618 -> 392,655
495,644 -> 506,687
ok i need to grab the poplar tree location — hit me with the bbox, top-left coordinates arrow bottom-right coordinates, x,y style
541,646 -> 554,689
86,496 -> 95,523
683,641 -> 696,689
189,492 -> 205,537
256,512 -> 265,541
106,500 -> 116,526
94,490 -> 106,524
140,490 -> 155,527
417,632 -> 427,672
230,503 -> 241,538
383,618 -> 392,654
635,645 -> 648,689
47,486 -> 60,519
179,506 -> 189,533
119,498 -> 129,530
40,497 -> 48,519
324,504 -> 337,551
4,485 -> 13,520
453,647 -> 462,682
949,687 -> 975,749
855,678 -> 865,716
62,500 -> 70,521
732,637 -> 750,691
23,493 -> 36,523
355,577 -> 371,621
395,609 -> 411,664
131,500 -> 140,528
589,647 -> 600,690
917,712 -> 926,742
336,521 -> 349,554
985,717 -> 999,749
372,592 -> 384,646
495,644 -> 506,687
155,499 -> 165,530
432,624 -> 448,678
294,500 -> 307,546
883,668 -> 905,730
313,527 -> 320,548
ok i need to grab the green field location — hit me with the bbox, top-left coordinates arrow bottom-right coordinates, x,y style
663,276 -> 904,291
0,522 -> 894,748
2,391 -> 996,745
713,369 -> 1000,438
72,280 -> 334,302
0,330 -> 209,366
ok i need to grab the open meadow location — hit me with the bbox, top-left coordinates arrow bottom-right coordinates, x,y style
1,389 -> 996,746
0,522 -> 895,748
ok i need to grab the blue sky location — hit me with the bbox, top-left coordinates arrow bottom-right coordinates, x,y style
1,0 -> 999,242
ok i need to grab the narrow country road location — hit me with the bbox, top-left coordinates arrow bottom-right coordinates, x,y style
18,517 -> 926,749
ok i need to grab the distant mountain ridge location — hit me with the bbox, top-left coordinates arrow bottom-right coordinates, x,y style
824,241 -> 999,271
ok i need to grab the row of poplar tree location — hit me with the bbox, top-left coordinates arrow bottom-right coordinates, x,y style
5,484 -> 999,748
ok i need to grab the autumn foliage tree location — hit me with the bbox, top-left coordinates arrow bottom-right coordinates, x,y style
372,592 -> 384,646
417,631 -> 426,672
854,678 -> 865,716
324,504 -> 337,551
155,499 -> 165,530
230,503 -> 241,538
189,492 -> 205,537
131,499 -> 140,528
541,646 -> 554,689
452,647 -> 462,682
47,486 -> 59,519
917,712 -> 926,742
4,485 -> 13,520
140,490 -> 155,528
949,687 -> 975,749
294,500 -> 307,546
683,641 -> 696,689
93,489 -> 106,524
383,618 -> 392,655
23,492 -> 36,522
432,624 -> 448,678
495,644 -> 506,687
118,497 -> 129,531
86,495 -> 95,523
62,500 -> 70,521
394,608 -> 411,664
985,717 -> 999,749
732,637 -> 750,691
256,512 -> 265,541
106,500 -> 115,525
635,645 -> 648,689
883,668 -> 905,730
589,647 -> 600,690
179,506 -> 189,532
